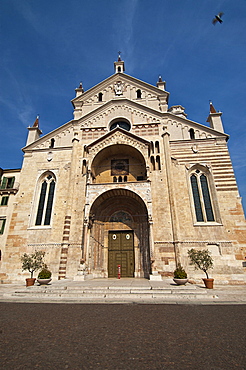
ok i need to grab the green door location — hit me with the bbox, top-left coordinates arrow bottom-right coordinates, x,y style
108,231 -> 134,278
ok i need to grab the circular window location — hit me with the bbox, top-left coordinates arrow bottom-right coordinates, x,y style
110,121 -> 130,131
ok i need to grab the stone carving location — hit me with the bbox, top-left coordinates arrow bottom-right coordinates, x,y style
191,145 -> 198,153
88,131 -> 148,156
47,152 -> 53,162
78,259 -> 88,275
114,81 -> 124,96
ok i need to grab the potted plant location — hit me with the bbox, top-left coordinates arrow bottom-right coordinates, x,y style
20,250 -> 45,286
188,248 -> 214,289
173,263 -> 188,285
37,266 -> 52,285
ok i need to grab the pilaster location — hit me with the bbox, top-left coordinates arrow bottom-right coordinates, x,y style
162,129 -> 180,265
58,132 -> 80,279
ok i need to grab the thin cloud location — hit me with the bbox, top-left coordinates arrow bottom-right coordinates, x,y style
112,0 -> 139,72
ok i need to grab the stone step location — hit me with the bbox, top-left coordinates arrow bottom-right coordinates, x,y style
12,292 -> 213,300
13,289 -> 207,295
11,285 -> 216,301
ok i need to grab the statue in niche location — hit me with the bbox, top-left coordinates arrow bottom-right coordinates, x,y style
114,81 -> 123,96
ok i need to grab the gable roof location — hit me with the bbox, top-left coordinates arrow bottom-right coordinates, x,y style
72,72 -> 169,106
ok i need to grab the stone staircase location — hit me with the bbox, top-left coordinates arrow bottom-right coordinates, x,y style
10,282 -> 217,303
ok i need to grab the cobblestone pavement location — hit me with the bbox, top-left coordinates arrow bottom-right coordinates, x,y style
0,303 -> 245,369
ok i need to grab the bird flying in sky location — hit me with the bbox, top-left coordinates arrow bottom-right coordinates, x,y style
212,12 -> 224,25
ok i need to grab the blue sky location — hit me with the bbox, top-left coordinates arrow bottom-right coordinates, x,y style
0,0 -> 245,212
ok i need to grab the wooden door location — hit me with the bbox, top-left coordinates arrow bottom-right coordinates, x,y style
108,231 -> 134,277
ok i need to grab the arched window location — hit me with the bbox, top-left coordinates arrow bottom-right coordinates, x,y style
200,174 -> 214,221
156,156 -> 161,170
113,176 -> 117,182
136,89 -> 142,99
50,138 -> 55,148
110,120 -> 131,131
118,66 -> 121,72
82,160 -> 87,175
124,175 -> 127,182
189,128 -> 195,140
150,156 -> 155,171
190,170 -> 215,222
118,176 -> 122,182
35,173 -> 56,226
150,142 -> 154,154
98,92 -> 103,102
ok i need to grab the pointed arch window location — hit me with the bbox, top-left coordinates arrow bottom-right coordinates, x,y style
190,170 -> 215,223
35,173 -> 56,226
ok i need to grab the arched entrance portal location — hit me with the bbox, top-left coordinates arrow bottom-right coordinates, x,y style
87,189 -> 150,278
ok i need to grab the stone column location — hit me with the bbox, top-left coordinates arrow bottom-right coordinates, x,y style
148,216 -> 154,260
162,129 -> 180,265
82,218 -> 89,261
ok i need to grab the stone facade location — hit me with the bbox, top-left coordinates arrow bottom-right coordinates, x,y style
0,58 -> 245,284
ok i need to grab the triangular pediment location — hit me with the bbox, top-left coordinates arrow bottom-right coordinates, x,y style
86,127 -> 149,156
22,120 -> 75,152
23,96 -> 228,153
23,69 -> 228,153
72,72 -> 169,105
71,72 -> 170,121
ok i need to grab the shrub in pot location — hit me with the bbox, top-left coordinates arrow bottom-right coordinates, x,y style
20,251 -> 45,286
37,267 -> 52,285
188,248 -> 214,289
173,263 -> 188,285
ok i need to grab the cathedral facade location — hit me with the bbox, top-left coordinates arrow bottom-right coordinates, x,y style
1,58 -> 246,284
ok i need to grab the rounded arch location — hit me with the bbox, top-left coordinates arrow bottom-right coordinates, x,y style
89,188 -> 148,222
91,144 -> 147,183
189,128 -> 195,140
87,189 -> 150,278
109,117 -> 131,131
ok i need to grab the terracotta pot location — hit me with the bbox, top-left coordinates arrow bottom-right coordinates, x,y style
26,278 -> 36,287
203,278 -> 214,289
173,278 -> 188,285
